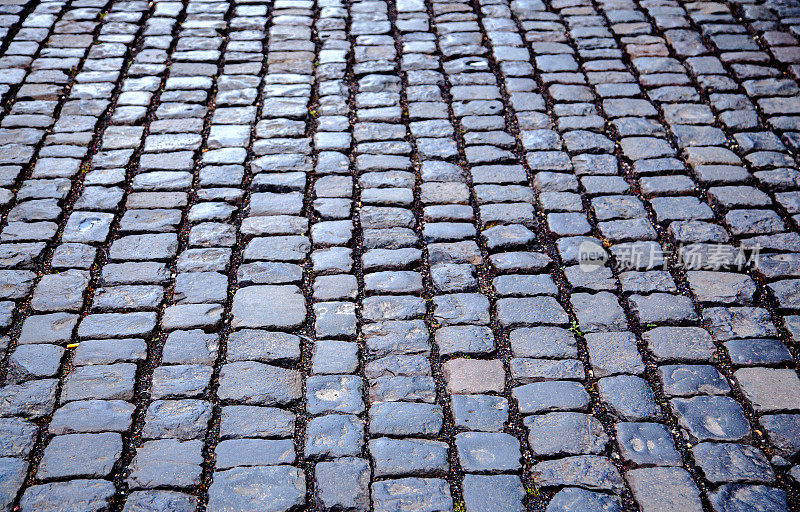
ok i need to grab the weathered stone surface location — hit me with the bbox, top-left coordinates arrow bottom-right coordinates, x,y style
0,418 -> 38,457
615,422 -> 681,467
218,362 -> 302,405
143,400 -> 212,440
692,442 -> 774,484
455,432 -> 521,473
671,396 -> 750,442
525,412 -> 609,457
305,414 -> 363,459
369,437 -> 449,477
38,432 -> 122,480
626,467 -> 703,512
315,458 -> 370,512
20,479 -> 115,512
597,375 -> 661,421
451,395 -> 508,432
443,358 -> 505,394
0,4 -> 793,504
371,478 -> 452,512
546,488 -> 622,512
370,402 -> 443,436
231,285 -> 306,329
708,484 -> 789,512
219,406 -> 295,440
215,438 -> 295,469
123,491 -> 197,512
463,474 -> 524,512
513,381 -> 590,414
207,465 -> 306,512
0,457 -> 28,511
127,439 -> 203,489
734,368 -> 800,412
531,455 -> 625,492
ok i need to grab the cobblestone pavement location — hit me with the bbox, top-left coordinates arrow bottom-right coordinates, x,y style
0,0 -> 800,510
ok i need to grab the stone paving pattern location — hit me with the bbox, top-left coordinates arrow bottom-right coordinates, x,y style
0,0 -> 798,509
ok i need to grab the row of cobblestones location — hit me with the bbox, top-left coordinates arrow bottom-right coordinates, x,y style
0,0 -> 799,510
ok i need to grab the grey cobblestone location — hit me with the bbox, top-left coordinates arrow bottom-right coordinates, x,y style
0,0 -> 795,509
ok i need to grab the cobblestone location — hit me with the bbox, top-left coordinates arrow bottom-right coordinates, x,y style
0,0 -> 796,508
